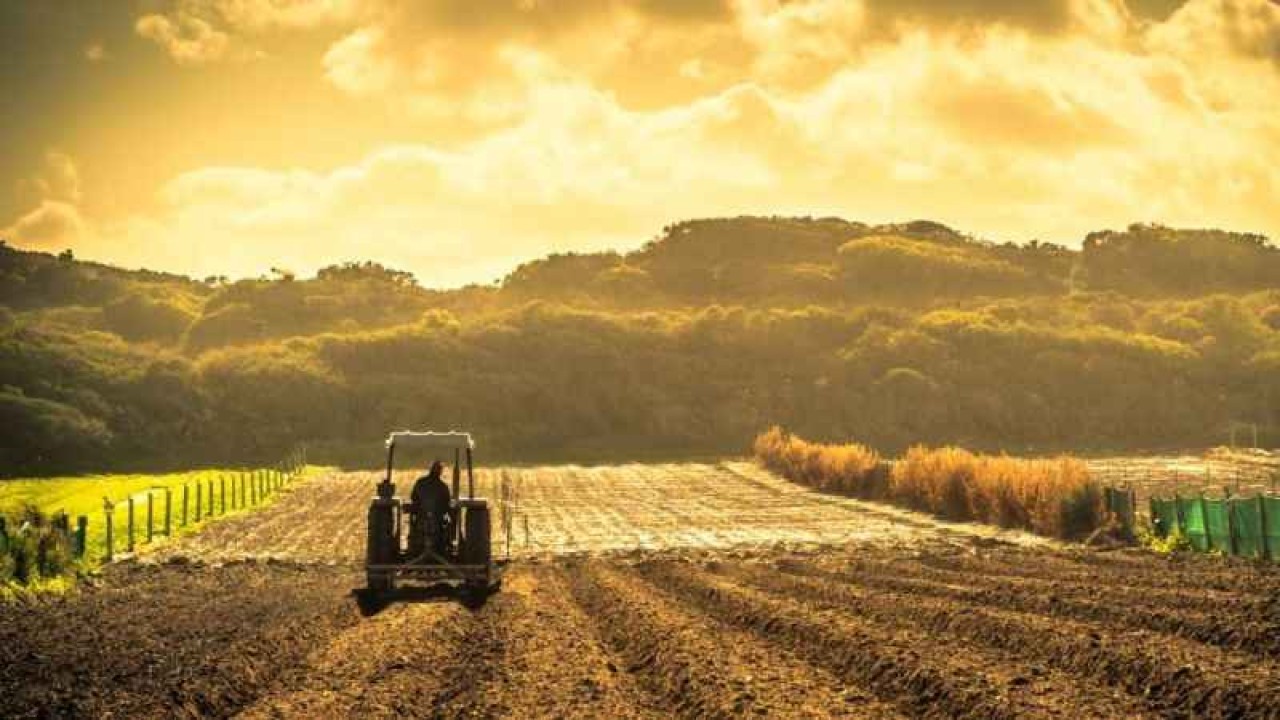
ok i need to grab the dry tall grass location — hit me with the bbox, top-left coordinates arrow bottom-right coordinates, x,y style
754,428 -> 1104,539
753,427 -> 887,498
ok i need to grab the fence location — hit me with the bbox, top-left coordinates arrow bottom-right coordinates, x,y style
1105,485 -> 1279,561
41,447 -> 309,564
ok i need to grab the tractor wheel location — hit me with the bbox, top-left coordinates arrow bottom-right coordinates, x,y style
366,571 -> 394,594
460,506 -> 492,566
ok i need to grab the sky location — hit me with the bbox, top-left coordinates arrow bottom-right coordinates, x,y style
1,0 -> 1278,287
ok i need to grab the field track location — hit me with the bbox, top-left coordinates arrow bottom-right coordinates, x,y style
2,464 -> 1279,719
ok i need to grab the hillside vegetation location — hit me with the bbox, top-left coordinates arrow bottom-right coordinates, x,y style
2,218 -> 1279,474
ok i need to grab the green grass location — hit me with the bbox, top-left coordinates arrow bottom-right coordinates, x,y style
1,466 -> 320,565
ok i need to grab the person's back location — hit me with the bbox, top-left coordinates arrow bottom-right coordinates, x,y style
409,461 -> 452,559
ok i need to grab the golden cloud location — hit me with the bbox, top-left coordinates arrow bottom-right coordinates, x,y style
3,202 -> 89,251
135,13 -> 232,65
17,0 -> 1273,283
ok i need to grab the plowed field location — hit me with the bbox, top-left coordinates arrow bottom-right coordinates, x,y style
3,463 -> 1278,719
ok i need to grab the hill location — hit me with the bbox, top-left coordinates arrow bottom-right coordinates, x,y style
1,219 -> 1278,474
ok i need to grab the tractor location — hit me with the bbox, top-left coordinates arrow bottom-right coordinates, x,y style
365,431 -> 504,595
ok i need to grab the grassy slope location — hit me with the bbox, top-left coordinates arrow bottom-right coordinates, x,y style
0,466 -> 321,563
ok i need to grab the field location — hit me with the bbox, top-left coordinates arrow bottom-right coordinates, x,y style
2,463 -> 1279,719
0,467 -> 309,562
1085,452 -> 1280,506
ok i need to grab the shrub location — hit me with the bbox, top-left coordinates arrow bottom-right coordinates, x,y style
756,429 -> 1104,540
753,426 -> 885,497
0,506 -> 75,584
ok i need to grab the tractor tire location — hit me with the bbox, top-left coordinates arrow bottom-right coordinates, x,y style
459,505 -> 492,566
366,571 -> 394,594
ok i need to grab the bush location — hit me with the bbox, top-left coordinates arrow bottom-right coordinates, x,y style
891,446 -> 1102,539
0,506 -> 75,584
756,429 -> 1104,539
754,426 -> 885,497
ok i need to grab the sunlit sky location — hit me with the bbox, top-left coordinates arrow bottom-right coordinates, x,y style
2,0 -> 1278,286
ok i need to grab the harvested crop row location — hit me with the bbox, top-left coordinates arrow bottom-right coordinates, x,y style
719,560 -> 1280,719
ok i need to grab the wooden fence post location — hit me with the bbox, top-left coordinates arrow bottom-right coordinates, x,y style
75,516 -> 87,558
196,482 -> 202,522
182,484 -> 189,526
221,476 -> 227,515
147,492 -> 154,543
164,489 -> 172,536
127,496 -> 135,553
1261,495 -> 1272,561
1128,487 -> 1137,531
103,499 -> 114,562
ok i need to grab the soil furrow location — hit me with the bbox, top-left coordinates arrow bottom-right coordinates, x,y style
563,560 -> 902,719
0,562 -> 361,720
783,555 -> 1280,657
632,559 -> 1110,720
468,566 -> 665,719
720,560 -> 1280,719
234,600 -> 464,718
914,548 -> 1280,598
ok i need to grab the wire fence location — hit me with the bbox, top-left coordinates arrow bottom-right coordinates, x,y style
0,447 -> 310,570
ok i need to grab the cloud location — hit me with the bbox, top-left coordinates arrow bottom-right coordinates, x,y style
135,13 -> 231,65
1149,0 -> 1280,63
3,202 -> 89,251
213,0 -> 366,30
58,0 -> 1280,284
84,42 -> 109,63
15,152 -> 82,211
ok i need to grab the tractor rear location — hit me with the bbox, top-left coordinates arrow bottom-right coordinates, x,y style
365,431 -> 504,596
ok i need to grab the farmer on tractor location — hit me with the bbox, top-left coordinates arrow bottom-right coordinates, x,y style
408,460 -> 452,561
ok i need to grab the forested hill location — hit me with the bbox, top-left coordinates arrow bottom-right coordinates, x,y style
2,219 -> 1279,475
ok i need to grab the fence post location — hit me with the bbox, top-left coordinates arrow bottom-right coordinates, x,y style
103,499 -> 114,562
75,516 -> 87,558
127,496 -> 135,553
1200,494 -> 1211,552
221,476 -> 227,515
196,481 -> 202,522
164,489 -> 172,536
147,492 -> 154,544
1127,487 -> 1137,531
1261,495 -> 1272,562
182,484 -> 189,526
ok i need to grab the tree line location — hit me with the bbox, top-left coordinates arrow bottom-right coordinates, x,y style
0,219 -> 1277,475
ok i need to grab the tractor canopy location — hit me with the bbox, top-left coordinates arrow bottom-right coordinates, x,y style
385,431 -> 475,450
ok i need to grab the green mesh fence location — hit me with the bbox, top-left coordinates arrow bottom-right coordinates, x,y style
1266,497 -> 1280,562
1150,498 -> 1181,538
1231,497 -> 1265,559
1179,497 -> 1210,552
1141,489 -> 1279,561
1203,499 -> 1232,553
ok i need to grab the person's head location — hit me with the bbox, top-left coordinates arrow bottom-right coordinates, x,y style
428,460 -> 444,478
